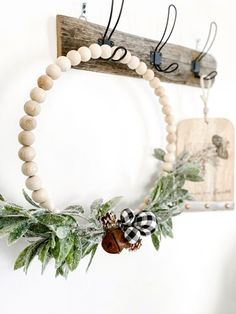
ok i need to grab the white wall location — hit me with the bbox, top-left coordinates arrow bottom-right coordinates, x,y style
0,1 -> 236,314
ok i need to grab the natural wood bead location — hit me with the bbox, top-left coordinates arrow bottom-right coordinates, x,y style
21,161 -> 38,176
101,44 -> 112,59
185,203 -> 191,210
154,86 -> 165,97
167,133 -> 176,143
66,50 -> 81,66
164,153 -> 175,162
46,64 -> 61,80
24,100 -> 41,116
78,46 -> 91,62
144,196 -> 150,204
149,187 -> 155,195
40,199 -> 54,211
120,50 -> 131,64
37,75 -> 53,91
32,188 -> 48,203
138,202 -> 148,210
161,162 -> 173,172
18,146 -> 36,161
166,124 -> 176,133
25,175 -> 42,191
89,43 -> 102,59
111,46 -> 125,61
30,87 -> 46,103
127,56 -> 140,70
165,115 -> 175,124
149,77 -> 160,89
166,143 -> 176,153
162,105 -> 172,115
135,62 -> 147,75
143,69 -> 154,81
18,131 -> 35,146
159,96 -> 170,106
56,56 -> 71,71
20,115 -> 37,131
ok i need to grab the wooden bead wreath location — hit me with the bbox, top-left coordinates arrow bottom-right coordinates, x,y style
0,44 -> 201,277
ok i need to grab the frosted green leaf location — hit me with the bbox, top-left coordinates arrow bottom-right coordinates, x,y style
56,226 -> 71,239
151,232 -> 160,251
55,234 -> 74,268
22,189 -> 40,208
8,220 -> 31,244
86,244 -> 98,272
66,233 -> 82,271
153,148 -> 165,161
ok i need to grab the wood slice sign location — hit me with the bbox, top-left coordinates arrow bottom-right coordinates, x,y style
176,118 -> 234,211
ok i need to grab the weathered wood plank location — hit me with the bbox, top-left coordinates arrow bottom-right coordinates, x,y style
56,15 -> 217,87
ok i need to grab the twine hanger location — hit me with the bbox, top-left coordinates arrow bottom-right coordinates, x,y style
200,75 -> 212,124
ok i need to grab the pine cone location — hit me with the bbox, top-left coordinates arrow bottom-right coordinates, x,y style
101,211 -> 117,230
129,239 -> 142,251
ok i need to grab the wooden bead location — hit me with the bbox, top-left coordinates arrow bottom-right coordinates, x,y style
18,131 -> 35,146
18,146 -> 36,161
144,195 -> 150,204
78,46 -> 91,62
20,115 -> 37,131
111,46 -> 125,61
37,75 -> 53,90
120,50 -> 131,64
166,124 -> 176,133
162,105 -> 172,115
32,188 -> 48,203
149,77 -> 160,89
30,87 -> 46,103
135,62 -> 147,75
159,96 -> 169,106
127,56 -> 140,70
161,162 -> 173,172
165,115 -> 175,124
166,143 -> 176,153
66,50 -> 81,66
101,44 -> 112,59
46,64 -> 61,80
21,161 -> 38,176
143,69 -> 155,81
167,133 -> 176,143
25,176 -> 42,191
56,56 -> 71,71
24,100 -> 41,116
89,43 -> 102,59
164,153 -> 175,162
40,199 -> 54,211
138,202 -> 148,210
154,86 -> 165,97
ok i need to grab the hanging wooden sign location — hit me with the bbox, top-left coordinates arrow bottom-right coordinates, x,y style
176,118 -> 234,211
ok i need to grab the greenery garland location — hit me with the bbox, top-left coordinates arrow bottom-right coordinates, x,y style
0,149 -> 201,278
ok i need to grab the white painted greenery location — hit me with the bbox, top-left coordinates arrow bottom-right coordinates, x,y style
0,149 -> 201,277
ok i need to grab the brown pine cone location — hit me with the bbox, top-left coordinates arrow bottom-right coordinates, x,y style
101,211 -> 117,230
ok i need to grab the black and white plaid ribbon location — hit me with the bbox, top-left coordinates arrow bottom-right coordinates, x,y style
118,208 -> 157,244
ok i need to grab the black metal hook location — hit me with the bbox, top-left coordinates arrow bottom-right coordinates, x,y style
150,4 -> 178,74
191,22 -> 218,80
98,0 -> 124,47
105,46 -> 128,61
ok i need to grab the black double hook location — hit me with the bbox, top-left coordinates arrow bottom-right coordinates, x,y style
150,4 -> 178,74
98,0 -> 127,61
192,21 -> 218,80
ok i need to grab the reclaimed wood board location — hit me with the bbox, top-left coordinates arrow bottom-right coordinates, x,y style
176,118 -> 234,211
56,15 -> 217,87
